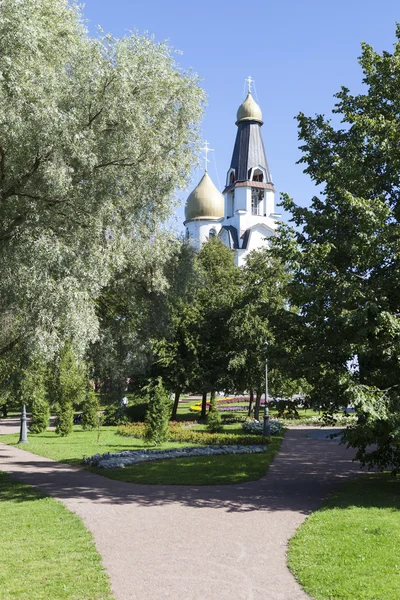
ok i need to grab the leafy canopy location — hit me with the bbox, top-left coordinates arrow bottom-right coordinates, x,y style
0,0 -> 204,359
276,26 -> 400,470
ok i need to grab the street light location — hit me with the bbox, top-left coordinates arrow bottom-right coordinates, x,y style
263,348 -> 271,437
18,404 -> 28,444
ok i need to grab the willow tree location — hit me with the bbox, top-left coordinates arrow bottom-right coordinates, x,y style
0,0 -> 204,361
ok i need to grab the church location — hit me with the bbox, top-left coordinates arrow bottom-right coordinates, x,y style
184,83 -> 280,266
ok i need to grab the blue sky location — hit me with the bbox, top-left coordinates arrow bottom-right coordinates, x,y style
82,1 -> 400,230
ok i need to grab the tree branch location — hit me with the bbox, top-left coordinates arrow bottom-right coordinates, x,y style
0,144 -> 5,181
0,335 -> 22,356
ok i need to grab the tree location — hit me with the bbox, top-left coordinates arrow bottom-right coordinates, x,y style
55,343 -> 86,436
275,27 -> 400,471
144,378 -> 172,445
193,238 -> 240,418
21,361 -> 50,434
81,388 -> 100,431
228,247 -> 289,419
151,241 -> 200,419
0,0 -> 204,360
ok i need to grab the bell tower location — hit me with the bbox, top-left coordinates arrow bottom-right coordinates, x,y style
220,77 -> 278,265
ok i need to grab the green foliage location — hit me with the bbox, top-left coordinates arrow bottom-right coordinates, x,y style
55,344 -> 86,436
118,422 -> 270,446
81,389 -> 99,431
125,402 -> 149,423
274,27 -> 400,471
0,0 -> 204,361
194,238 -> 240,394
206,392 -> 223,433
341,385 -> 400,473
102,403 -> 128,426
144,379 -> 172,445
21,361 -> 50,434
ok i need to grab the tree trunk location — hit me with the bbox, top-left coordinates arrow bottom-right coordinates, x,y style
247,390 -> 254,417
209,390 -> 217,412
254,390 -> 262,421
200,391 -> 208,420
170,387 -> 181,420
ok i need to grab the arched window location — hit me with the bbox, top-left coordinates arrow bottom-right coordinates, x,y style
252,168 -> 264,182
185,227 -> 190,240
230,190 -> 235,217
227,168 -> 235,186
209,228 -> 217,238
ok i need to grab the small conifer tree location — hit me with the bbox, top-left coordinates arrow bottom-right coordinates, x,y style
144,378 -> 172,445
82,388 -> 99,430
206,390 -> 223,433
22,362 -> 50,434
56,343 -> 86,436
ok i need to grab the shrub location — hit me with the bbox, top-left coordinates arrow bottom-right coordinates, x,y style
144,379 -> 173,445
81,389 -> 99,430
56,343 -> 86,436
102,403 -> 128,426
125,402 -> 148,423
21,362 -> 50,434
117,422 -> 270,446
206,392 -> 223,433
206,409 -> 224,433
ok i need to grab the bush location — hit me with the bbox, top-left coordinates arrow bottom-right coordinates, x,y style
56,344 -> 86,436
55,402 -> 74,437
117,421 -> 270,446
206,409 -> 224,433
206,392 -> 223,433
125,402 -> 148,423
144,379 -> 172,446
81,389 -> 99,430
21,362 -> 50,434
102,403 -> 128,426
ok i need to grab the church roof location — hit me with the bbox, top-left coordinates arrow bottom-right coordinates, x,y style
229,118 -> 273,184
184,172 -> 224,221
236,92 -> 263,125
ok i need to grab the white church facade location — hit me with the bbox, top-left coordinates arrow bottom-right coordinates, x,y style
184,87 -> 280,266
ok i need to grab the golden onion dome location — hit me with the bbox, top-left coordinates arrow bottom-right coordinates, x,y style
236,92 -> 263,125
184,172 -> 224,221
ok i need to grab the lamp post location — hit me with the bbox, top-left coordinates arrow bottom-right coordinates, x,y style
18,404 -> 28,444
263,353 -> 271,437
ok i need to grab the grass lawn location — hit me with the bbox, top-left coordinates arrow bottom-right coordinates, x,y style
0,471 -> 114,600
1,426 -> 285,485
287,473 -> 400,600
91,434 -> 284,485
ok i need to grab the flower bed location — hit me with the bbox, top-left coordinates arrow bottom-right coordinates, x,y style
242,419 -> 283,435
117,422 -> 270,445
83,445 -> 268,469
189,397 -> 250,412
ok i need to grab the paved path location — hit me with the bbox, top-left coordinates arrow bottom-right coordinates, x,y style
0,422 -> 364,600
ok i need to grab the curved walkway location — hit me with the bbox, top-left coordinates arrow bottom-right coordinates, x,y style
0,422 -> 364,600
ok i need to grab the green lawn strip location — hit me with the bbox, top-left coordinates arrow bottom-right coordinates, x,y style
0,427 -> 190,466
1,427 -> 284,485
0,471 -> 114,600
287,473 -> 400,600
93,433 -> 284,485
